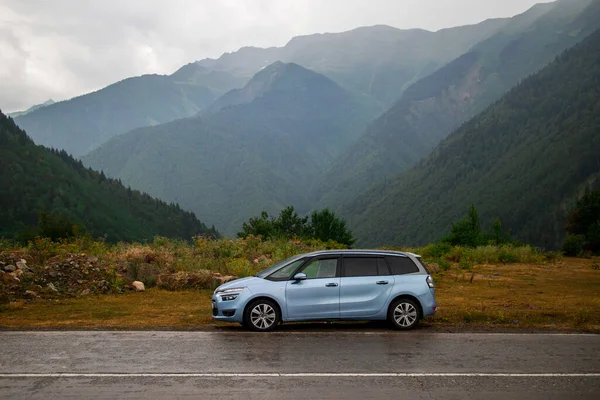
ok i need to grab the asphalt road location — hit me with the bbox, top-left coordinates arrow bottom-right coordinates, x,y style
0,330 -> 599,399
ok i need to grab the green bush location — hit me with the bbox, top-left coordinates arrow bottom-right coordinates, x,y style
420,242 -> 452,259
562,234 -> 585,257
498,248 -> 520,264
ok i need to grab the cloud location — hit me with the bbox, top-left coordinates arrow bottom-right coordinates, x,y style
0,0 -> 549,112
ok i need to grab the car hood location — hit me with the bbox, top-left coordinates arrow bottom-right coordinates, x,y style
214,276 -> 263,292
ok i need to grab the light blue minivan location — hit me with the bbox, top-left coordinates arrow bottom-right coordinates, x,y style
212,250 -> 437,331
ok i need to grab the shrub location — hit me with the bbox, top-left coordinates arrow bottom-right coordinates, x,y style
498,248 -> 520,264
420,242 -> 452,259
562,234 -> 585,257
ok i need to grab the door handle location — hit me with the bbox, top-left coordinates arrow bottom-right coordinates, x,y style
376,281 -> 389,285
325,283 -> 338,287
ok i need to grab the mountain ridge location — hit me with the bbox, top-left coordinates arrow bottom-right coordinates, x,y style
344,25 -> 600,249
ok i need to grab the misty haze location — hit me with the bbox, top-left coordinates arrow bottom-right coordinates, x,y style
1,1 -> 599,399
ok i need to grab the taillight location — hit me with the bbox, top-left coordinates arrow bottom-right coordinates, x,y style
426,275 -> 434,288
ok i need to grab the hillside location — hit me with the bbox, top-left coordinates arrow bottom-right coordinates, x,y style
8,99 -> 55,118
0,112 -> 218,242
13,74 -> 217,157
197,20 -> 508,109
315,0 -> 599,210
83,63 -> 371,235
345,26 -> 600,249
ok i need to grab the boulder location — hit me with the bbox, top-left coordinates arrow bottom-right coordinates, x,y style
47,283 -> 59,292
24,290 -> 38,298
4,265 -> 16,272
79,289 -> 92,296
132,281 -> 145,292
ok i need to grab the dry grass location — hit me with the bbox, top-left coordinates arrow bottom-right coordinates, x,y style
1,257 -> 599,331
429,257 -> 600,330
0,289 -> 214,329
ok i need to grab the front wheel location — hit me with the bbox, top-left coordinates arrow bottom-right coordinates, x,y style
388,298 -> 421,330
244,299 -> 281,332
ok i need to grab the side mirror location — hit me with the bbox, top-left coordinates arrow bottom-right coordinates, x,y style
293,273 -> 307,281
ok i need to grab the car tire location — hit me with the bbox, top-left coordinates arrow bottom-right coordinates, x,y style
244,299 -> 281,332
388,298 -> 421,330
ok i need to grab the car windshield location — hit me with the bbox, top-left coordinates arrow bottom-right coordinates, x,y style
255,254 -> 304,278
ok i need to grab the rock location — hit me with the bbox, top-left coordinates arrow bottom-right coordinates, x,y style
13,269 -> 24,277
4,265 -> 16,272
9,272 -> 20,281
80,289 -> 92,296
87,256 -> 99,263
24,290 -> 38,298
16,260 -> 27,269
47,283 -> 59,292
132,281 -> 145,292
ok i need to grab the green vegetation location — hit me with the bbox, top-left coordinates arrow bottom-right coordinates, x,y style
316,0 -> 600,211
563,190 -> 600,255
0,112 -> 218,242
238,206 -> 355,246
442,205 -> 516,248
83,63 -> 372,236
346,25 -> 600,249
2,236 -> 598,331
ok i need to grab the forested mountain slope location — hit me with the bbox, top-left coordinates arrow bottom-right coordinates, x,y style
13,73 -> 218,157
316,0 -> 599,210
346,27 -> 600,249
0,112 -> 218,242
83,63 -> 371,235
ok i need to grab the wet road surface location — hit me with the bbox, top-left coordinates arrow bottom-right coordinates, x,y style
0,330 -> 598,399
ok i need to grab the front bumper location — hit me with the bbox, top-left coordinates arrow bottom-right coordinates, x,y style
211,289 -> 252,323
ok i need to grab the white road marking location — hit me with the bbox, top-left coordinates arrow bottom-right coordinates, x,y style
0,373 -> 599,378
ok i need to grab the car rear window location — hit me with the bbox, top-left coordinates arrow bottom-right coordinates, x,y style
385,256 -> 419,275
343,257 -> 389,277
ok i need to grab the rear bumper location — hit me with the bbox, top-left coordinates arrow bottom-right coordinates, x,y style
421,289 -> 438,317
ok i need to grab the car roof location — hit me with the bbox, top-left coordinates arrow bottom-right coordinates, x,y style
301,249 -> 421,258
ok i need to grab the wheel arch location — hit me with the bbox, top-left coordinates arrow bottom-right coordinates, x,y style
243,295 -> 284,324
387,294 -> 424,320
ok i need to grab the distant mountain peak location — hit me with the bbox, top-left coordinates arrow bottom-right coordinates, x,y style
205,61 -> 342,114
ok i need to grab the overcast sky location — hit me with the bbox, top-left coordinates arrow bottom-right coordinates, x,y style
1,0 -> 551,112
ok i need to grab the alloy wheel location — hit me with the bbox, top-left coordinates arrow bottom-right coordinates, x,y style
249,303 -> 277,330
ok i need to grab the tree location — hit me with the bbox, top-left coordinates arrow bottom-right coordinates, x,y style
309,208 -> 355,246
237,211 -> 274,239
36,211 -> 82,241
444,204 -> 483,247
272,206 -> 308,238
564,190 -> 600,254
238,206 -> 354,246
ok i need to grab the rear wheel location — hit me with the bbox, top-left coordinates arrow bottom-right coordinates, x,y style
244,299 -> 280,332
388,298 -> 421,330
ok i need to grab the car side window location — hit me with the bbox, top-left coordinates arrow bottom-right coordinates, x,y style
343,257 -> 383,277
377,258 -> 391,275
299,258 -> 338,279
268,259 -> 306,280
386,256 -> 419,275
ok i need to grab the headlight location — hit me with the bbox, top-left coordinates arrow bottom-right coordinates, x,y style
216,287 -> 245,294
213,288 -> 246,300
215,287 -> 245,301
